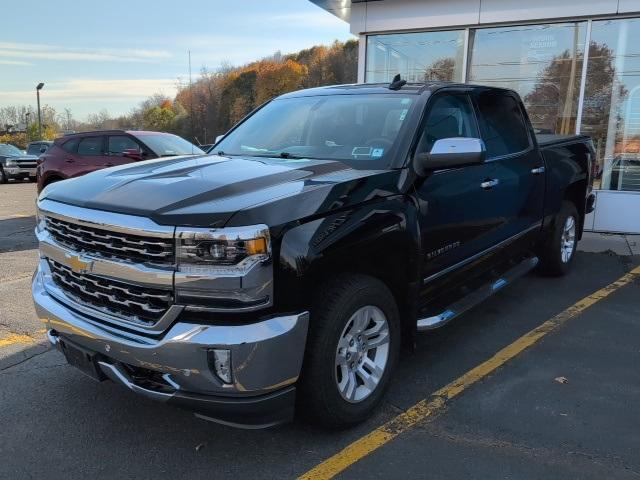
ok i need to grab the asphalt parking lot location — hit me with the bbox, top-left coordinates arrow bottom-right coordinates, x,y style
1,182 -> 639,479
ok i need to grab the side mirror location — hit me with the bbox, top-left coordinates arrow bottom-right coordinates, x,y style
215,134 -> 225,144
122,148 -> 143,161
40,147 -> 47,153
415,138 -> 486,176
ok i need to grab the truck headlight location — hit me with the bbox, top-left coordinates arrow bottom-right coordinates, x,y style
6,159 -> 17,167
176,225 -> 271,275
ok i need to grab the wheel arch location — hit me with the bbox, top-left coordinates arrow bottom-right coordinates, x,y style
276,196 -> 422,349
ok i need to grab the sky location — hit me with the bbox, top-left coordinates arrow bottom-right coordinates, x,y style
0,0 -> 353,120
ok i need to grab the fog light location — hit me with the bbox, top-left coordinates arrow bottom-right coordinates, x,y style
209,349 -> 232,384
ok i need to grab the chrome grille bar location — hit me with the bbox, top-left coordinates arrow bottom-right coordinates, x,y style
45,216 -> 174,265
49,260 -> 172,325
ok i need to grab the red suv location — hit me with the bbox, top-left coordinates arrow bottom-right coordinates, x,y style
37,130 -> 204,192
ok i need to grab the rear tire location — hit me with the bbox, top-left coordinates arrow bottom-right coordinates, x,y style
538,201 -> 578,276
298,274 -> 400,428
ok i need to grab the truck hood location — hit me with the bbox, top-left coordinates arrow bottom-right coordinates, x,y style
40,155 -> 403,227
2,154 -> 38,162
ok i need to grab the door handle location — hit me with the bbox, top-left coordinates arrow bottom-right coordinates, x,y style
531,166 -> 545,174
64,158 -> 75,163
480,179 -> 499,190
105,163 -> 114,167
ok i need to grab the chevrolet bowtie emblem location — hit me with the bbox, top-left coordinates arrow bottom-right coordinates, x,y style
66,253 -> 93,274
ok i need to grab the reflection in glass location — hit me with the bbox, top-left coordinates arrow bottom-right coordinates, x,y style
468,23 -> 586,136
581,18 -> 640,192
366,31 -> 465,83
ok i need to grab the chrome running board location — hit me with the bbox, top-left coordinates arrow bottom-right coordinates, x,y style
417,256 -> 539,331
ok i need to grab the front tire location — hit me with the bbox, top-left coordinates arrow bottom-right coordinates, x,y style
539,201 -> 578,276
298,274 -> 400,428
0,167 -> 7,184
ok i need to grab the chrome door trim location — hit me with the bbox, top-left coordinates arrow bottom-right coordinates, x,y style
423,222 -> 542,285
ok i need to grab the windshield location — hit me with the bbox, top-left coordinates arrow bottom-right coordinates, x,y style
0,144 -> 23,156
27,143 -> 49,155
135,134 -> 204,157
214,94 -> 415,166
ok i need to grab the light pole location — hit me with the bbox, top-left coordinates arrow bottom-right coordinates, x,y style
36,82 -> 44,139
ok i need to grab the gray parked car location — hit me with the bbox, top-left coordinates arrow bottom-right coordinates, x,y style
0,143 -> 39,183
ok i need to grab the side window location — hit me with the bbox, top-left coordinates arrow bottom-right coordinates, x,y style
417,94 -> 478,154
476,92 -> 530,159
61,138 -> 79,153
77,137 -> 103,156
108,136 -> 140,156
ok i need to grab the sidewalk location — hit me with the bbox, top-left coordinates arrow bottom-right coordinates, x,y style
579,231 -> 640,256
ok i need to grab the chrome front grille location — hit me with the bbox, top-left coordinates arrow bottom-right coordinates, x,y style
45,216 -> 174,265
48,259 -> 173,325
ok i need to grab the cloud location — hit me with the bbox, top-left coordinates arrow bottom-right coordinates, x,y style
0,42 -> 172,63
0,59 -> 34,66
1,78 -> 178,103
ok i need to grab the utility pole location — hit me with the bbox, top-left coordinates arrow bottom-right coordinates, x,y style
188,50 -> 195,144
36,82 -> 44,139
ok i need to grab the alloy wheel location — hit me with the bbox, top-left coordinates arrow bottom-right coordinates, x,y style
561,215 -> 576,263
334,305 -> 390,403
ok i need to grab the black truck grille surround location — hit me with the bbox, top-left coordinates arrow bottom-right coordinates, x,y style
17,160 -> 37,168
48,260 -> 173,325
45,216 -> 174,265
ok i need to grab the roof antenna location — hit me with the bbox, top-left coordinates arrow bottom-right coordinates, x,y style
388,74 -> 406,90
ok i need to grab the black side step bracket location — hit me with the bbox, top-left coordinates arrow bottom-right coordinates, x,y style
417,256 -> 539,331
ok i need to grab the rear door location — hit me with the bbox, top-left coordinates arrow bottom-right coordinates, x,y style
414,91 -> 506,292
74,136 -> 109,176
472,89 -> 545,248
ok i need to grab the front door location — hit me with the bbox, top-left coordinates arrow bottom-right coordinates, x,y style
414,91 -> 506,296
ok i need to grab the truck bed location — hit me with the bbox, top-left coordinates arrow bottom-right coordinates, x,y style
536,133 -> 591,148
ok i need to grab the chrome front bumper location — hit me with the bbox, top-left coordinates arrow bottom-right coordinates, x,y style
5,166 -> 36,177
33,260 -> 309,427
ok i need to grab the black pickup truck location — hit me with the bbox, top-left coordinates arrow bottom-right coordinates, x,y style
33,82 -> 595,428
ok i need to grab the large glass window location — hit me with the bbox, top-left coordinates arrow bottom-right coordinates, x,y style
366,30 -> 465,83
580,18 -> 640,192
468,23 -> 587,136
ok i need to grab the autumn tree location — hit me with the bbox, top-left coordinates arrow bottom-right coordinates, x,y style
424,58 -> 456,82
524,42 -> 624,135
254,59 -> 308,105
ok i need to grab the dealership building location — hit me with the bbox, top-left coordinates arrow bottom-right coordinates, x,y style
311,0 -> 640,233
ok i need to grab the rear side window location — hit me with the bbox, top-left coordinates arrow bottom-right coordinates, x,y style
476,92 -> 530,158
61,139 -> 79,153
77,137 -> 103,156
108,135 -> 140,155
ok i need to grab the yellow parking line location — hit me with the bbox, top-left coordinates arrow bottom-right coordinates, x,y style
0,329 -> 46,348
299,265 -> 640,480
